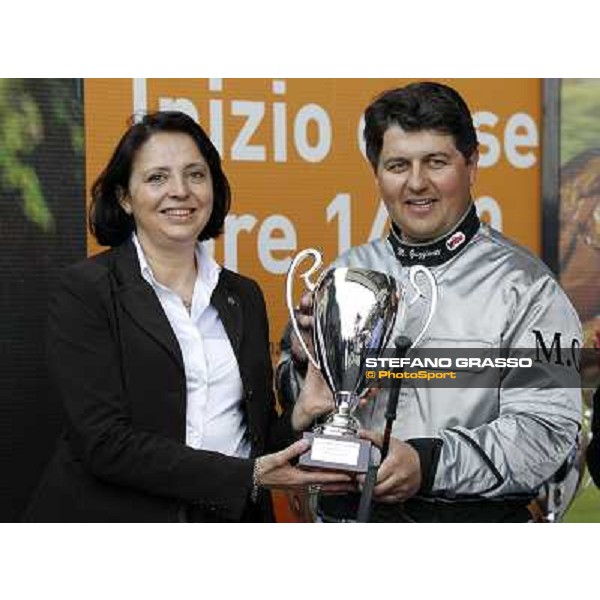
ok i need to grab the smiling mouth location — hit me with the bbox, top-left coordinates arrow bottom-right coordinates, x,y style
405,198 -> 437,207
160,208 -> 197,217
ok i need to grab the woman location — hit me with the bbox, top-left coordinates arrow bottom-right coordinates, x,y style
25,111 -> 347,522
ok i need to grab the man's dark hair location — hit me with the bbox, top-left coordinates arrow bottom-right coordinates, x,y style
89,111 -> 231,247
363,82 -> 479,171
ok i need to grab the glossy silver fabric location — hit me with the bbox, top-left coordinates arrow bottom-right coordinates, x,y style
313,268 -> 399,405
280,223 -> 583,498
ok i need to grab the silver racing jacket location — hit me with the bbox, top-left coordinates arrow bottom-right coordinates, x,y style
278,213 -> 582,500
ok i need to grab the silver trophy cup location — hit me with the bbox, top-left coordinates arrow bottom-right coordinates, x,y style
287,248 -> 438,473
287,249 -> 401,472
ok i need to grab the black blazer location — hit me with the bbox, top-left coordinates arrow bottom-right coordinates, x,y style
24,239 -> 294,522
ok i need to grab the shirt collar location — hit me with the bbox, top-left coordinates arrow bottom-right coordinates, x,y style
131,232 -> 221,296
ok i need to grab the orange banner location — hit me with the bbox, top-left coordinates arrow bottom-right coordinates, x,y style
85,78 -> 542,356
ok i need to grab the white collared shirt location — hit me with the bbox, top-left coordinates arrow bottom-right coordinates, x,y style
132,234 -> 250,458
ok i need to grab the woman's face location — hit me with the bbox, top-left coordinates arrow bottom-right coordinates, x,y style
120,131 -> 214,252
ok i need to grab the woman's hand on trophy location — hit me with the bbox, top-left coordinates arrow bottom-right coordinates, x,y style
358,431 -> 421,502
291,363 -> 335,431
256,439 -> 353,490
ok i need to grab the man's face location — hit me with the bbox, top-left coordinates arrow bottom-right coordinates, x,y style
376,125 -> 478,243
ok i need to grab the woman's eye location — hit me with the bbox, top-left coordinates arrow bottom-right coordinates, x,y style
147,173 -> 166,183
189,171 -> 205,181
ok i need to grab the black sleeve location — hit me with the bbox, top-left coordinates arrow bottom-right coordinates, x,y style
248,280 -> 298,451
406,437 -> 444,494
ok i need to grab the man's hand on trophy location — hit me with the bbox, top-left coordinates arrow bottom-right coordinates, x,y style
291,363 -> 335,431
256,439 -> 353,490
358,431 -> 421,502
358,386 -> 381,408
291,292 -> 314,368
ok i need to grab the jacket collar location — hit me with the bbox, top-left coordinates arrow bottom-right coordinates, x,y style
108,239 -> 243,369
110,239 -> 184,372
387,202 -> 480,267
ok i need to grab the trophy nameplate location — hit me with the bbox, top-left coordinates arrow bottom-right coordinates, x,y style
299,432 -> 372,473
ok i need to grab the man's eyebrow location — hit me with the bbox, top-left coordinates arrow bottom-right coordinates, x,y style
424,151 -> 452,159
382,151 -> 452,163
382,155 -> 409,163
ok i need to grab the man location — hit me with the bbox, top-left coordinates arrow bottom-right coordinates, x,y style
278,82 -> 583,522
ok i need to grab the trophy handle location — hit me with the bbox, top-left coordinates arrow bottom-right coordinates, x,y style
286,248 -> 323,369
407,265 -> 438,347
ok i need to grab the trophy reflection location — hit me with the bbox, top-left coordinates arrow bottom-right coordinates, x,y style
286,249 -> 400,473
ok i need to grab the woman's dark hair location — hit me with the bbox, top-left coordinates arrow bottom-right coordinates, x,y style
363,82 -> 479,171
89,111 -> 231,246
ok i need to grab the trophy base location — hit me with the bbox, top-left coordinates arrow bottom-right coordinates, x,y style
298,431 -> 372,473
